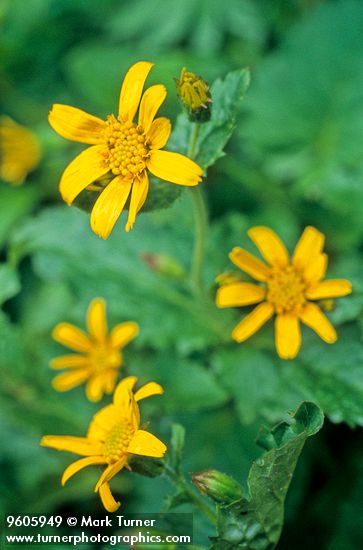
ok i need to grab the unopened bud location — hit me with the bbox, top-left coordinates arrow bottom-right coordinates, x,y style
192,470 -> 243,504
141,253 -> 186,279
175,68 -> 212,123
215,272 -> 242,286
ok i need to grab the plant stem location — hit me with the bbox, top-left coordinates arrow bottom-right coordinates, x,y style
187,124 -> 208,292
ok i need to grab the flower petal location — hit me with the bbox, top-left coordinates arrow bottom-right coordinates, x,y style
49,104 -> 106,144
232,302 -> 274,343
86,374 -> 106,402
147,150 -> 202,186
52,369 -> 91,392
300,303 -> 337,343
40,435 -> 103,456
248,227 -> 289,267
138,85 -> 167,133
90,176 -> 132,239
147,117 -> 171,150
95,457 -> 127,491
62,456 -> 106,486
119,61 -> 154,121
50,354 -> 90,369
87,404 -> 119,440
103,369 -> 119,394
99,482 -> 120,513
216,282 -> 265,308
306,279 -> 352,300
127,430 -> 167,458
303,253 -> 328,285
229,247 -> 270,282
125,171 -> 149,232
87,298 -> 107,343
134,382 -> 164,402
113,376 -> 138,405
110,322 -> 139,349
275,314 -> 301,359
52,323 -> 92,352
292,226 -> 325,272
59,145 -> 109,205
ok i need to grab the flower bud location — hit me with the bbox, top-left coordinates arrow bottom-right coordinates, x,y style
141,253 -> 186,280
192,470 -> 243,504
175,68 -> 212,122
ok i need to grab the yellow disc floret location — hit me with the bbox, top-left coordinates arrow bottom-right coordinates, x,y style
104,421 -> 134,464
267,265 -> 306,315
90,345 -> 122,372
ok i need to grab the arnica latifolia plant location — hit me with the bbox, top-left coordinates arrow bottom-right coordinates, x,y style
51,298 -> 139,401
41,377 -> 166,513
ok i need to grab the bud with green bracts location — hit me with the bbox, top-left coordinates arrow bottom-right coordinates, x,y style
192,470 -> 243,504
175,68 -> 212,123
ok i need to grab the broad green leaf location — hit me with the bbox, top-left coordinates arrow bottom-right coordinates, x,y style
210,402 -> 324,549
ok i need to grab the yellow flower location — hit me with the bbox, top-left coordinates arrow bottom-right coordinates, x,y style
49,61 -> 203,238
216,226 -> 352,359
41,376 -> 167,512
175,67 -> 212,122
0,116 -> 41,184
51,298 -> 139,401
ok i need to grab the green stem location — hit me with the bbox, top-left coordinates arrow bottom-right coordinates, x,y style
187,124 -> 208,292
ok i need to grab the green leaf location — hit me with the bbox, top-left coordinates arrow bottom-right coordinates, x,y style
210,402 -> 324,549
0,264 -> 21,304
169,423 -> 186,474
0,185 -> 38,248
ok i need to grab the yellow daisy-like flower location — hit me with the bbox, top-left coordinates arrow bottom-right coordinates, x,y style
49,61 -> 203,238
51,298 -> 139,401
41,376 -> 166,512
0,116 -> 41,184
216,226 -> 352,359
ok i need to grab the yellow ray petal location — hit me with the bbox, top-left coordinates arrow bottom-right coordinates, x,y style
127,430 -> 167,457
147,117 -> 171,150
306,279 -> 352,300
95,457 -> 127,491
104,369 -> 119,394
59,145 -> 109,205
138,85 -> 167,133
87,298 -> 107,343
229,247 -> 270,282
303,253 -> 328,285
50,354 -> 90,369
248,227 -> 289,268
300,302 -> 337,343
48,104 -> 106,144
87,404 -> 119,440
292,226 -> 325,272
275,314 -> 301,359
90,176 -> 132,239
216,282 -> 265,308
232,302 -> 274,343
99,482 -> 120,513
62,456 -> 106,486
110,322 -> 139,349
113,376 -> 138,405
40,435 -> 103,456
118,61 -> 154,121
125,171 -> 149,232
52,368 -> 91,392
52,323 -> 92,352
147,150 -> 202,186
134,382 -> 164,402
86,374 -> 106,402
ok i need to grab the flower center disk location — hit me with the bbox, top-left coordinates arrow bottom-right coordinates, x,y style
105,115 -> 149,179
90,345 -> 121,372
104,421 -> 134,463
267,265 -> 306,314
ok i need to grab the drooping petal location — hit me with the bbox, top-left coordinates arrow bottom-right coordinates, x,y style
110,322 -> 139,349
87,298 -> 107,343
147,117 -> 171,150
61,456 -> 106,486
306,279 -> 352,300
292,226 -> 325,272
95,457 -> 127,491
216,282 -> 265,308
59,145 -> 109,205
127,430 -> 167,457
248,227 -> 289,268
232,302 -> 274,342
134,382 -> 164,402
147,150 -> 202,186
229,247 -> 270,282
52,323 -> 92,353
300,303 -> 337,343
138,85 -> 167,133
99,482 -> 120,513
86,374 -> 106,402
118,61 -> 154,121
52,368 -> 91,392
303,253 -> 328,285
90,176 -> 132,239
50,354 -> 90,369
275,314 -> 301,359
125,171 -> 149,232
40,435 -> 103,456
113,376 -> 138,405
49,104 -> 106,144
